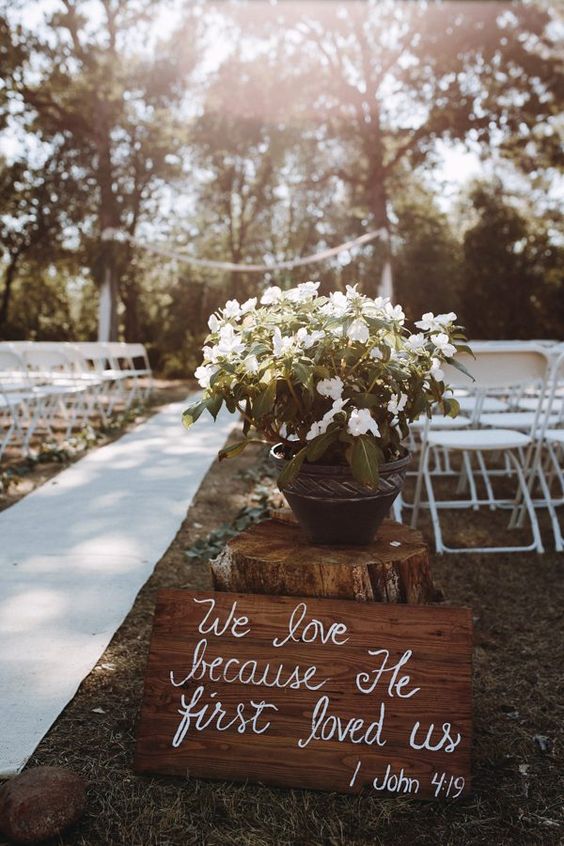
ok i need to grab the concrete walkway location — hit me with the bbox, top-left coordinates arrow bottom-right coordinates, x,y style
0,400 -> 236,775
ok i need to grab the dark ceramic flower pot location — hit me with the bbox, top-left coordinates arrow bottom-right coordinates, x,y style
271,444 -> 410,546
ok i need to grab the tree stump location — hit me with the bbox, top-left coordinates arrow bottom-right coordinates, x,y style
210,515 -> 436,604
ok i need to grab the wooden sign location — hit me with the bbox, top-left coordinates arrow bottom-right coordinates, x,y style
135,590 -> 472,799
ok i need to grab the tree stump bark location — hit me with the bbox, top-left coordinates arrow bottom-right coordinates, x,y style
210,515 -> 436,604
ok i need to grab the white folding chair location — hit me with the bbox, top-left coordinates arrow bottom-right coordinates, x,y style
105,342 -> 153,407
22,348 -> 92,438
411,348 -> 551,554
73,342 -> 129,414
515,350 -> 564,551
0,349 -> 48,455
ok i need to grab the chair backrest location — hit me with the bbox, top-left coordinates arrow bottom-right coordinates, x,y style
23,348 -> 73,373
58,344 -> 89,372
105,342 -> 151,372
443,348 -> 550,392
124,343 -> 151,370
73,342 -> 112,371
469,340 -> 558,352
0,349 -> 30,389
540,350 -> 564,431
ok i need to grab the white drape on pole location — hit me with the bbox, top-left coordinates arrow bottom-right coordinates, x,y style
379,257 -> 393,301
98,268 -> 112,342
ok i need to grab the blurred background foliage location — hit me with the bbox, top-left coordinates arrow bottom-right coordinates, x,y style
0,0 -> 562,375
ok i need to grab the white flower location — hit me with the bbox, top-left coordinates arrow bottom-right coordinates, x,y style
436,311 -> 457,325
363,297 -> 386,318
202,345 -> 220,363
329,397 -> 349,416
347,318 -> 370,343
306,397 -> 349,440
286,281 -> 320,303
296,327 -> 324,349
208,313 -> 221,333
347,407 -> 381,438
241,297 -> 257,314
369,346 -> 384,360
260,286 -> 283,305
306,420 -> 325,440
430,357 -> 445,381
223,299 -> 242,319
431,332 -> 456,358
242,354 -> 259,374
272,327 -> 294,357
328,323 -> 344,337
322,290 -> 349,317
415,312 -> 435,331
194,364 -> 217,389
316,376 -> 344,400
217,324 -> 245,355
285,282 -> 319,303
384,302 -> 405,323
405,333 -> 427,354
345,283 -> 363,301
387,393 -> 408,415
415,311 -> 457,332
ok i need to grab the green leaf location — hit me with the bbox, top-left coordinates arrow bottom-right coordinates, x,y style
306,430 -> 337,462
218,440 -> 249,461
293,361 -> 312,389
353,392 -> 382,409
182,399 -> 207,429
206,394 -> 223,420
412,389 -> 428,417
250,343 -> 270,356
447,357 -> 475,382
313,365 -> 331,379
253,380 -> 277,418
242,400 -> 251,436
444,397 -> 461,418
209,369 -> 224,388
350,435 -> 381,489
454,343 -> 475,358
365,316 -> 387,331
277,446 -> 308,489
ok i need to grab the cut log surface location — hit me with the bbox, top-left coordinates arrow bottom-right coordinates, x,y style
211,516 -> 435,604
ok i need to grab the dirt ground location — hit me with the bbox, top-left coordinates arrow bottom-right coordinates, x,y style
0,387 -> 562,846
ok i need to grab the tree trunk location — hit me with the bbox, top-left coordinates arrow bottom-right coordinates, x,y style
0,251 -> 21,330
211,517 -> 437,604
366,117 -> 394,300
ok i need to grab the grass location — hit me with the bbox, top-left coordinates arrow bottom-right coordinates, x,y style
1,419 -> 563,846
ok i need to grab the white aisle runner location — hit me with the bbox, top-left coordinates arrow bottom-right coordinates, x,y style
0,401 -> 236,776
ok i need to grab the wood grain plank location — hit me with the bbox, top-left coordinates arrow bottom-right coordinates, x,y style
135,590 -> 472,800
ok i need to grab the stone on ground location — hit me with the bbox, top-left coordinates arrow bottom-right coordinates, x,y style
0,766 -> 86,844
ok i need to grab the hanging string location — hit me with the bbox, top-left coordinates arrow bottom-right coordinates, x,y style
101,227 -> 389,273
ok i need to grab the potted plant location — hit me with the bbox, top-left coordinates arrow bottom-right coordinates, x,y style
183,283 -> 470,545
